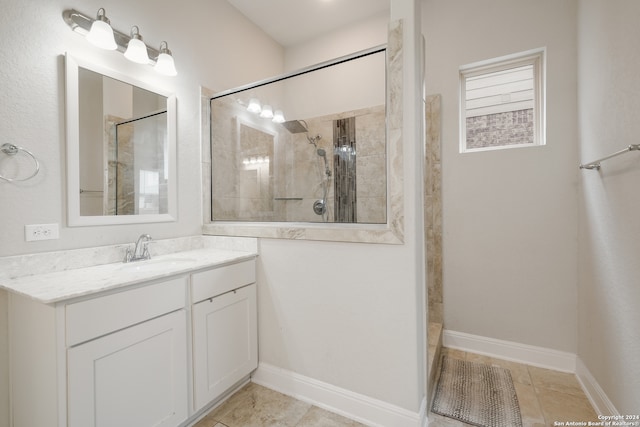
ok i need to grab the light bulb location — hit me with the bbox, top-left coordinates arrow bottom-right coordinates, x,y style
272,109 -> 285,123
154,41 -> 177,76
247,98 -> 261,113
260,105 -> 273,119
86,8 -> 117,50
124,26 -> 149,64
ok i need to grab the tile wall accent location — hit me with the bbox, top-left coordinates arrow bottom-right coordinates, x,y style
425,94 -> 443,323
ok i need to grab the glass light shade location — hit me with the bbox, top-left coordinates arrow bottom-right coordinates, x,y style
260,105 -> 273,119
86,19 -> 117,50
155,52 -> 177,76
124,37 -> 149,64
272,110 -> 285,123
247,98 -> 261,113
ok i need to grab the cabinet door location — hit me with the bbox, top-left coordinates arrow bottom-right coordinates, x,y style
192,283 -> 257,410
67,310 -> 189,427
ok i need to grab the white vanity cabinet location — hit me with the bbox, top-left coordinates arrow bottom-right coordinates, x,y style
6,254 -> 258,427
65,277 -> 189,427
191,260 -> 258,411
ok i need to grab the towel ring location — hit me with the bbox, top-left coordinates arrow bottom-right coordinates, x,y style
0,143 -> 40,182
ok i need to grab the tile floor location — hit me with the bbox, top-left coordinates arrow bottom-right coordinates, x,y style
194,348 -> 598,427
193,382 -> 366,427
429,348 -> 599,427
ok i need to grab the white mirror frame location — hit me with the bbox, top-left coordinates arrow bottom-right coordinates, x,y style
65,53 -> 177,226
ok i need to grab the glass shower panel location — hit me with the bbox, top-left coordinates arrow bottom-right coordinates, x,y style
108,111 -> 168,215
210,48 -> 387,224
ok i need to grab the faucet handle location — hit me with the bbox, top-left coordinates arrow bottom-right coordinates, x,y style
141,241 -> 152,260
124,246 -> 133,263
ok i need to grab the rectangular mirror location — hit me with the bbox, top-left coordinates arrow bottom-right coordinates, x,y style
65,54 -> 177,226
210,47 -> 386,224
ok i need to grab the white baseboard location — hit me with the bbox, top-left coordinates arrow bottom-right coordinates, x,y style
443,330 -> 622,416
575,357 -> 619,416
251,362 -> 426,427
443,329 -> 576,372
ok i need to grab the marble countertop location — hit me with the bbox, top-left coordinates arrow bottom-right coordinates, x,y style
0,248 -> 257,305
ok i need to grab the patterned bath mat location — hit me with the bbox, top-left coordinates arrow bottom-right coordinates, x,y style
432,356 -> 523,427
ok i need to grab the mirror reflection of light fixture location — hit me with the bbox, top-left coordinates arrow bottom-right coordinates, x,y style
247,98 -> 261,114
86,8 -> 117,50
259,105 -> 274,119
272,110 -> 285,123
154,41 -> 178,76
63,8 -> 177,76
124,26 -> 149,64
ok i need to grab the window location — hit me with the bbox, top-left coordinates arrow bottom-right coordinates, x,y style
460,48 -> 545,153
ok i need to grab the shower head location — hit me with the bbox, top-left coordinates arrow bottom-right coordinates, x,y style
317,148 -> 326,157
280,119 -> 309,134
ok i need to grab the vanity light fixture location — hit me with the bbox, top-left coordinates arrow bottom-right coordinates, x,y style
86,8 -> 117,50
259,104 -> 274,119
272,110 -> 285,123
246,98 -> 285,122
154,42 -> 177,76
247,98 -> 262,113
63,8 -> 177,76
124,26 -> 149,64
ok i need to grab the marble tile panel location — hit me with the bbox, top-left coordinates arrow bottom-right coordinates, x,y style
295,406 -> 366,427
537,389 -> 599,424
216,383 -> 312,427
514,382 -> 546,426
440,347 -> 467,361
428,322 -> 443,348
205,383 -> 260,421
428,412 -> 474,426
428,301 -> 443,324
528,366 -> 584,396
192,413 -> 224,427
356,154 -> 386,198
356,197 -> 387,224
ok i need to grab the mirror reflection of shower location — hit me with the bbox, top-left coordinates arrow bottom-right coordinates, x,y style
107,110 -> 168,216
282,119 -> 333,222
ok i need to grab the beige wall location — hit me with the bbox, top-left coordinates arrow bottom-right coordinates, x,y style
423,0 -> 580,352
577,0 -> 640,414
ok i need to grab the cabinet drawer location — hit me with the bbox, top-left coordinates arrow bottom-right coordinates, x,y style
66,276 -> 187,347
191,259 -> 256,303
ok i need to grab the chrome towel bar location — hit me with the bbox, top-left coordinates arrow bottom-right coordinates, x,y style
579,144 -> 640,170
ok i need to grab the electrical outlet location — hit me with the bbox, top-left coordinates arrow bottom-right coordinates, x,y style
25,223 -> 60,242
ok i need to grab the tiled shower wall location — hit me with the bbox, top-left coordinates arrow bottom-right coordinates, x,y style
212,101 -> 386,223
425,94 -> 443,324
278,105 -> 387,223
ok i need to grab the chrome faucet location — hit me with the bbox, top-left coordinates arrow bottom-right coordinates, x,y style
124,234 -> 153,263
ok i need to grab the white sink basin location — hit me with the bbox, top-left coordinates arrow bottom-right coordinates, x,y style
118,257 -> 197,272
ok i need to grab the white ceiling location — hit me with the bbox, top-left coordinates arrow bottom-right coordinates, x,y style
226,0 -> 390,47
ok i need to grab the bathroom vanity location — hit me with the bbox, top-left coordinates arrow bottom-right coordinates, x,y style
2,247 -> 257,427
